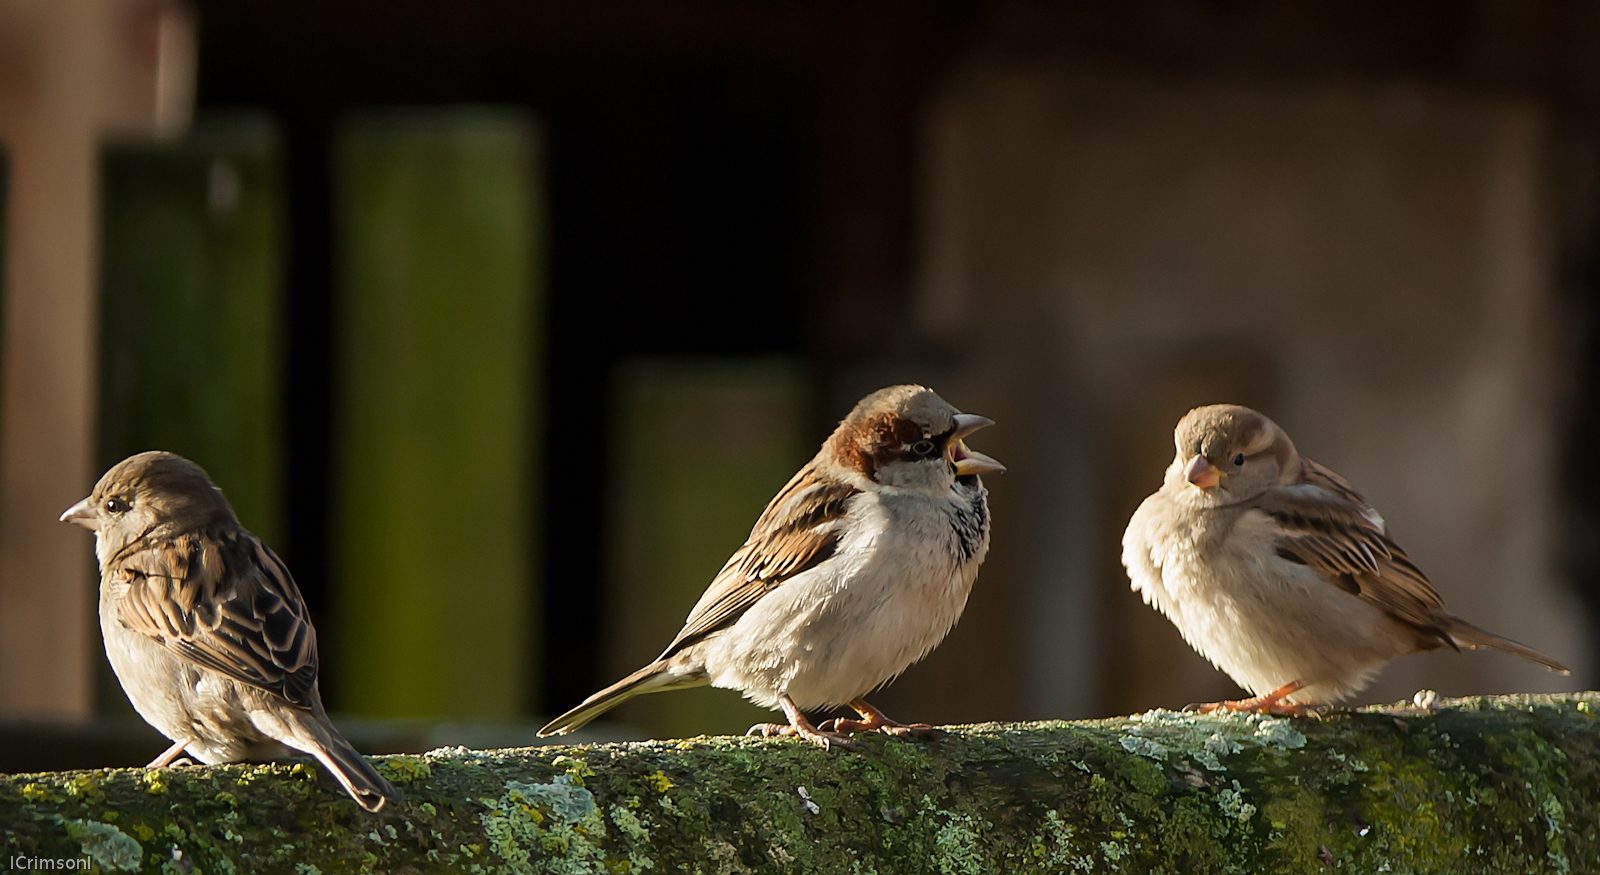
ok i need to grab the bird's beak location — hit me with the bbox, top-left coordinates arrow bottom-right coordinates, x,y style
948,415 -> 1005,476
952,414 -> 995,440
60,497 -> 97,529
1184,455 -> 1220,490
953,444 -> 1005,476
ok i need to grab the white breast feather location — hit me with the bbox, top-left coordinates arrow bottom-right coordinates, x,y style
1123,491 -> 1420,702
700,486 -> 986,710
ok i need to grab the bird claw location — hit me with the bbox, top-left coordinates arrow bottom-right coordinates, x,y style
1187,698 -> 1309,717
1186,681 -> 1309,717
745,721 -> 861,751
815,731 -> 862,751
819,716 -> 946,740
883,722 -> 947,740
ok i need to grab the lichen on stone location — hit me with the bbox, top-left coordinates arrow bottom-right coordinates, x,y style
63,818 -> 143,871
377,754 -> 433,785
19,782 -> 62,804
1251,719 -> 1306,749
479,774 -> 614,874
1118,735 -> 1170,760
1215,781 -> 1257,824
1,692 -> 1597,873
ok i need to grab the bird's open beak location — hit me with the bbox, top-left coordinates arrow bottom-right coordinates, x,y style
952,414 -> 994,440
949,414 -> 1005,476
1184,454 -> 1220,490
60,497 -> 96,529
953,444 -> 1005,476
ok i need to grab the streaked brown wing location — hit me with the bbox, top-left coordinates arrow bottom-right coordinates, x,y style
1298,459 -> 1369,509
1254,465 -> 1448,636
113,528 -> 319,708
657,462 -> 859,660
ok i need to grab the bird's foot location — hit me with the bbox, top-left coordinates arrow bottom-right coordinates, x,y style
818,698 -> 946,740
819,716 -> 945,739
1187,681 -> 1309,716
146,739 -> 193,769
745,721 -> 861,751
1188,698 -> 1308,717
746,693 -> 866,750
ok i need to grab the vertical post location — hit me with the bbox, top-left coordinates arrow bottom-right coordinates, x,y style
0,2 -> 107,719
0,143 -> 6,333
602,358 -> 808,738
0,0 -> 197,721
331,109 -> 542,720
98,114 -> 285,538
97,114 -> 285,712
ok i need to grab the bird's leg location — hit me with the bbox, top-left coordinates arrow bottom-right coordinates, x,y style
819,698 -> 946,740
745,693 -> 862,751
146,739 -> 192,768
1190,681 -> 1308,716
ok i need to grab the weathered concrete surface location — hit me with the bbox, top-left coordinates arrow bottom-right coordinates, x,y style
2,693 -> 1597,873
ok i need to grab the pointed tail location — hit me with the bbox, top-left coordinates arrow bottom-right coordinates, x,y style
539,661 -> 706,736
315,733 -> 402,813
288,706 -> 401,813
1443,615 -> 1571,675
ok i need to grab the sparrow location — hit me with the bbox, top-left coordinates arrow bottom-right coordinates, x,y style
1121,404 -> 1569,715
61,451 -> 399,812
539,384 -> 1004,749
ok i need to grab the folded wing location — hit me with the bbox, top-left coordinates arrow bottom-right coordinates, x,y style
1254,462 -> 1449,639
658,463 -> 859,660
112,530 -> 320,709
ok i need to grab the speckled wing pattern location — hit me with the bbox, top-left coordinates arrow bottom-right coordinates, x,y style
658,463 -> 859,660
109,528 -> 320,708
1255,459 -> 1450,639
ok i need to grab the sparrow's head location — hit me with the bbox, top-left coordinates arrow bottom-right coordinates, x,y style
824,384 -> 1004,494
60,451 -> 238,561
1168,404 -> 1299,505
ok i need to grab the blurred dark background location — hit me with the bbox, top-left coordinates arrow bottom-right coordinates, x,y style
1,0 -> 1596,769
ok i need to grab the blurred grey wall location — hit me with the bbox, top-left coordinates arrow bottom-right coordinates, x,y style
876,62 -> 1590,720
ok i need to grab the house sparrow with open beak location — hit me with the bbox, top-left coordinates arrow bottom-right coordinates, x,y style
539,384 -> 1004,749
1122,404 -> 1568,714
62,451 -> 399,812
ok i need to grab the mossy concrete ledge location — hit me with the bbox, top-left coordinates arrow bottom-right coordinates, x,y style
3,693 -> 1599,873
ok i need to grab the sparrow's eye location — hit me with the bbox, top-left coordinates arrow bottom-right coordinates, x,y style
1232,453 -> 1245,467
104,498 -> 128,514
910,440 -> 936,457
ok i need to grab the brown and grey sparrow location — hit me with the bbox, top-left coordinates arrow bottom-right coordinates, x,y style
62,451 -> 399,811
539,384 -> 1004,748
1122,404 -> 1569,715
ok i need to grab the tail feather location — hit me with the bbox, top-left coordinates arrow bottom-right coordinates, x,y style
1443,616 -> 1571,675
314,734 -> 401,813
539,662 -> 706,736
289,707 -> 401,813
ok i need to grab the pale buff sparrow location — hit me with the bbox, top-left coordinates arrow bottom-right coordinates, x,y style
539,384 -> 1005,748
1122,404 -> 1568,714
62,451 -> 399,811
